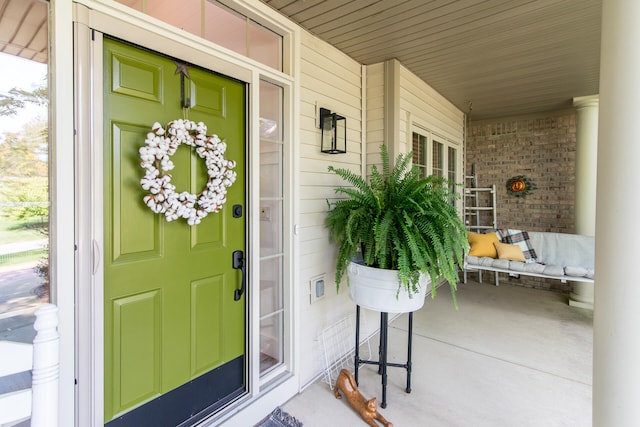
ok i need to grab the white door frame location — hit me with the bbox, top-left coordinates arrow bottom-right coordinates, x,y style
72,2 -> 299,425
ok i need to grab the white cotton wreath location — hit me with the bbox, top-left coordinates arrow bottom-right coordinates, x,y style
139,119 -> 237,226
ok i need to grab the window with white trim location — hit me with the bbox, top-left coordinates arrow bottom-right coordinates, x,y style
411,129 -> 462,204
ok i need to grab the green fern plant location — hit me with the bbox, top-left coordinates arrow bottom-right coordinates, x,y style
326,144 -> 468,302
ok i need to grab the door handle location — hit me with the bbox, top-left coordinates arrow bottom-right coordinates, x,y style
233,250 -> 245,301
92,239 -> 100,275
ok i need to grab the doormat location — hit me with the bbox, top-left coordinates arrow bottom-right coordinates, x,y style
254,407 -> 303,427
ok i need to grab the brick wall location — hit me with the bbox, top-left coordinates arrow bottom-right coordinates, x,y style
465,109 -> 577,292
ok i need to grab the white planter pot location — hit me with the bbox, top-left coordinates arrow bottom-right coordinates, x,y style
347,261 -> 430,313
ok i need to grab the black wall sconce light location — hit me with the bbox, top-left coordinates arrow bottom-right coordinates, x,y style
319,107 -> 346,154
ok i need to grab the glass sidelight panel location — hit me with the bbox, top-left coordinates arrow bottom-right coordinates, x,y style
259,199 -> 282,258
258,257 -> 283,375
259,80 -> 283,142
259,255 -> 283,374
259,141 -> 283,198
260,140 -> 283,257
259,80 -> 284,376
259,257 -> 282,318
259,315 -> 282,373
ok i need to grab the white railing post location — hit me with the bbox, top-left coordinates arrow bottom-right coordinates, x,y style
31,303 -> 59,427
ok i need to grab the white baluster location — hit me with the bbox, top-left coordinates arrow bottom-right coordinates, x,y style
30,303 -> 59,427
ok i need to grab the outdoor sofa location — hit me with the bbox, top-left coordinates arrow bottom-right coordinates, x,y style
464,229 -> 595,287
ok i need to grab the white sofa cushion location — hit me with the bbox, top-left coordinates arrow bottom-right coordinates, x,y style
528,232 -> 594,269
543,265 -> 565,276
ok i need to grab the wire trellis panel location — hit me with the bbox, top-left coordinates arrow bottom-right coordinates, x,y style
319,312 -> 372,389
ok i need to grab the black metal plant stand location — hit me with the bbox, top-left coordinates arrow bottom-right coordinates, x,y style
353,305 -> 414,408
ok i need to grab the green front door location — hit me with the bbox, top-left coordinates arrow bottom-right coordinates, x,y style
102,38 -> 246,426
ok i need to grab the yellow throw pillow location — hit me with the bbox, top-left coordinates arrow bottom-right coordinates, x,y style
468,231 -> 499,258
494,242 -> 526,262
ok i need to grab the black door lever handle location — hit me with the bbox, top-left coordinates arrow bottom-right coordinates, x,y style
232,250 -> 245,301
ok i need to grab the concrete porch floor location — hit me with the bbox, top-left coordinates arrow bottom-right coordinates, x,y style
282,279 -> 593,427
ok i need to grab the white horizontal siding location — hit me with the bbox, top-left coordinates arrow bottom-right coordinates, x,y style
365,62 -> 385,176
364,60 -> 464,176
297,29 -> 364,388
295,30 -> 465,389
399,64 -> 465,145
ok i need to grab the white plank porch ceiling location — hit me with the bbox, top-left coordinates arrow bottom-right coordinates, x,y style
260,0 -> 602,120
0,0 -> 602,120
0,0 -> 47,64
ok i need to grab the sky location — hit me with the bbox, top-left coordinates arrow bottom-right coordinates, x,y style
0,52 -> 48,136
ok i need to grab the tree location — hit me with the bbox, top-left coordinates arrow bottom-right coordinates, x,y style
0,85 -> 48,117
0,121 -> 48,176
0,84 -> 49,221
0,81 -> 50,299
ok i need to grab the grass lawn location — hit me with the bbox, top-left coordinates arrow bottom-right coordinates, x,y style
0,218 -> 47,244
0,219 -> 48,266
0,248 -> 47,266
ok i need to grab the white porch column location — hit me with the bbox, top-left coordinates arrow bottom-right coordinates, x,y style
593,0 -> 640,426
570,95 -> 598,309
572,95 -> 598,236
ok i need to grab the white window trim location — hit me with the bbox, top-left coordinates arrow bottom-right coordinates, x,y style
410,123 -> 464,211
